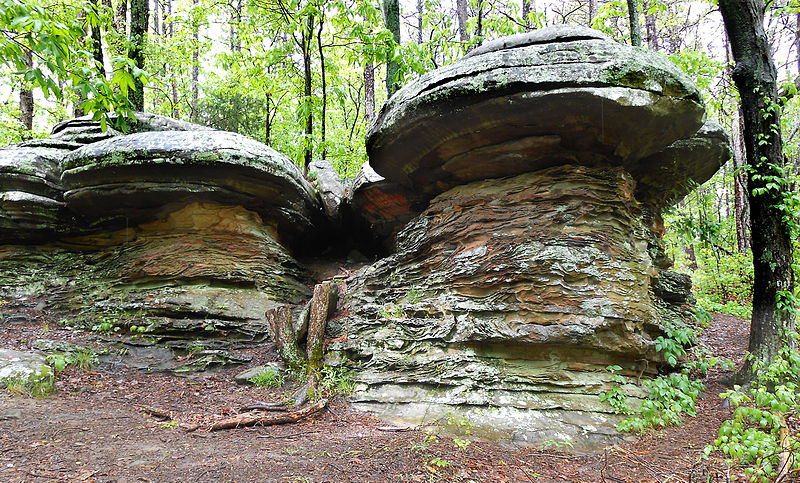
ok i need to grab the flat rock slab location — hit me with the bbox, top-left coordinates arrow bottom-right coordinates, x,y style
0,349 -> 53,386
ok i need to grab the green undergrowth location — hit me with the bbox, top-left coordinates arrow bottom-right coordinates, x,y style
602,308 -> 734,432
704,340 -> 800,482
1,372 -> 55,398
46,348 -> 99,372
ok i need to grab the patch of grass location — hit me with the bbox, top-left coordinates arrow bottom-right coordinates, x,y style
2,372 -> 55,398
46,348 -> 98,373
249,366 -> 285,388
319,365 -> 355,395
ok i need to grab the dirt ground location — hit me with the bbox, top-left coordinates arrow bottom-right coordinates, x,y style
0,304 -> 756,482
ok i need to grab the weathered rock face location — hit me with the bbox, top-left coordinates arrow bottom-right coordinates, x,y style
367,25 -> 708,200
335,26 -> 730,448
344,162 -> 424,252
331,166 -> 675,447
1,118 -> 325,353
0,141 -> 76,241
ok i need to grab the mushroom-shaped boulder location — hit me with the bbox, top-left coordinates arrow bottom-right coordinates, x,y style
61,130 -> 323,245
333,26 -> 731,449
367,25 -> 708,199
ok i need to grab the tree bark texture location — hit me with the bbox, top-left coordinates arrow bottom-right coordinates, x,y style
19,49 -> 33,131
627,0 -> 642,47
719,0 -> 796,382
191,0 -> 199,121
364,62 -> 375,124
456,0 -> 468,43
129,0 -> 148,111
383,0 -> 400,98
306,281 -> 338,369
645,6 -> 658,50
265,305 -> 305,370
587,0 -> 596,27
301,13 -> 314,174
317,20 -> 327,160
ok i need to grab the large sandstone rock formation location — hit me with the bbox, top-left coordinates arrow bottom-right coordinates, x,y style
0,114 -> 324,357
329,26 -> 730,448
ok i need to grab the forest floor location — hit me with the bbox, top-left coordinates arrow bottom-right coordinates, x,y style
0,301 -> 754,482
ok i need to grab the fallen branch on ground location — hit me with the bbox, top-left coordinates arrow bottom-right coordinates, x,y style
196,399 -> 328,432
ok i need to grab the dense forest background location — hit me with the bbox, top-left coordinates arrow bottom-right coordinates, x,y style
2,0 -> 800,328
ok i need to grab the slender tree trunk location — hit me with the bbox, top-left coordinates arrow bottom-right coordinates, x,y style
645,6 -> 658,50
796,12 -> 800,74
732,109 -> 751,253
168,0 -> 178,118
627,0 -> 642,47
19,49 -> 33,131
417,0 -> 423,43
719,0 -> 796,383
588,0 -> 596,27
302,14 -> 314,174
456,0 -> 468,43
383,0 -> 400,98
129,0 -> 148,111
317,19 -> 327,160
364,62 -> 375,124
191,0 -> 199,121
522,0 -> 532,30
475,0 -> 483,46
265,92 -> 271,145
116,0 -> 127,35
153,0 -> 160,36
91,0 -> 104,74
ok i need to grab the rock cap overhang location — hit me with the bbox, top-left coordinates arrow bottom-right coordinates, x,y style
60,130 -> 323,240
367,25 -> 727,205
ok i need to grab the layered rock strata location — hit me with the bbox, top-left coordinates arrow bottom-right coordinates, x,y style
332,26 -> 731,447
0,116 -> 323,352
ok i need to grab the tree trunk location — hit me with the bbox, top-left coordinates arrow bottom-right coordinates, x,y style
19,49 -> 33,131
364,62 -> 375,124
588,0 -> 596,26
153,0 -> 160,36
317,20 -> 327,160
522,0 -> 532,30
129,0 -> 148,111
302,13 -> 314,174
456,0 -> 468,43
645,3 -> 658,51
719,0 -> 796,383
306,281 -> 338,370
475,0 -> 483,46
732,109 -> 751,253
383,0 -> 400,98
416,0 -> 423,43
116,0 -> 127,35
91,0 -> 104,74
627,0 -> 642,47
191,0 -> 199,121
265,305 -> 305,370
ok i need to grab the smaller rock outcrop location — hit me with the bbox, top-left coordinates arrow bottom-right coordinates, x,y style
0,141 -> 75,242
0,349 -> 53,394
